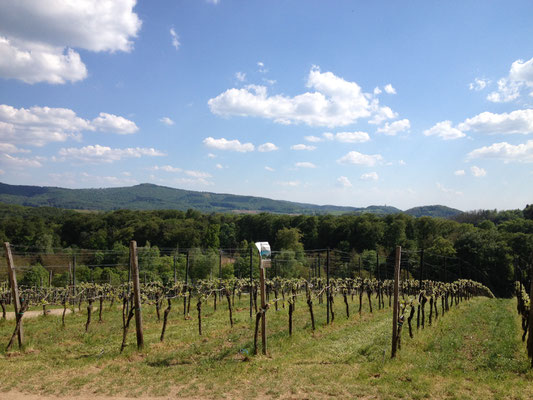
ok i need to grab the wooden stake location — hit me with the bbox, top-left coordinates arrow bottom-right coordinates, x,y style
4,242 -> 23,348
130,240 -> 144,350
391,245 -> 401,358
259,260 -> 267,355
527,267 -> 533,368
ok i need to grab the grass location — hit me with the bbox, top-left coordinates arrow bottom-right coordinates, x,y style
0,294 -> 531,399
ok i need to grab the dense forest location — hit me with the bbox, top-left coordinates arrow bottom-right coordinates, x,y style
0,203 -> 532,297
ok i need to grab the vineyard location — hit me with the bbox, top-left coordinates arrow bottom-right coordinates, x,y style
1,240 -> 531,398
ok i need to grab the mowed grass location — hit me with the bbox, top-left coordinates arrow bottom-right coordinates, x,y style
0,293 -> 531,399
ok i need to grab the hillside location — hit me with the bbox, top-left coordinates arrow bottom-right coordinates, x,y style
0,182 -> 461,216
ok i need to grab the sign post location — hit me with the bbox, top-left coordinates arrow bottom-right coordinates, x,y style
255,242 -> 271,355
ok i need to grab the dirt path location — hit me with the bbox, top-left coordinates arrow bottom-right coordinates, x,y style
4,308 -> 74,320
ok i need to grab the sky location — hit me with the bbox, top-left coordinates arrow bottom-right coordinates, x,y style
1,0 -> 533,211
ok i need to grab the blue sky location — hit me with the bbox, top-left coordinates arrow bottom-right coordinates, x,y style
1,0 -> 533,211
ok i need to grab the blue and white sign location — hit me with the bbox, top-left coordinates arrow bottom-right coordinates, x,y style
254,242 -> 271,260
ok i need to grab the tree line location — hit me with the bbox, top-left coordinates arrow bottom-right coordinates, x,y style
0,203 -> 532,297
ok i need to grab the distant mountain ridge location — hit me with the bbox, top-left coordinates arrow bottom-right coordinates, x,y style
0,182 -> 462,217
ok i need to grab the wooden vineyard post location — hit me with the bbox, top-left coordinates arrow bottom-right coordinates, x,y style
527,266 -> 533,368
326,248 -> 330,324
259,259 -> 267,355
250,247 -> 254,319
391,245 -> 401,358
4,242 -> 23,348
130,240 -> 144,350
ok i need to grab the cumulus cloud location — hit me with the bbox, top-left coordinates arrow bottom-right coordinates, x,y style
470,165 -> 487,177
0,104 -> 138,147
258,142 -> 278,152
265,166 -> 275,172
377,119 -> 410,136
332,131 -> 370,143
457,109 -> 533,135
467,140 -> 533,163
203,137 -> 254,152
91,113 -> 138,134
295,162 -> 316,168
337,151 -> 383,167
469,78 -> 490,91
58,145 -> 165,163
0,153 -> 43,168
304,135 -> 323,143
0,0 -> 141,84
151,165 -> 181,173
487,57 -> 533,102
384,84 -> 396,94
235,72 -> 246,82
0,143 -> 30,153
336,176 -> 352,188
170,28 -> 180,50
423,120 -> 466,140
216,163 -> 224,169
159,117 -> 175,126
208,66 -> 396,128
454,169 -> 466,176
291,144 -> 316,151
360,172 -> 379,181
368,104 -> 398,125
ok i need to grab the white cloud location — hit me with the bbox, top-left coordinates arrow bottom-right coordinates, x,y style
203,137 -> 254,152
258,142 -> 279,152
373,87 -> 382,95
377,119 -> 410,136
152,165 -> 181,173
469,78 -> 489,91
437,183 -> 463,196
0,153 -> 43,168
487,57 -> 533,102
487,78 -> 520,103
336,176 -> 352,188
0,104 -> 138,146
322,132 -> 334,140
91,112 -> 138,134
257,61 -> 267,73
304,135 -> 323,143
291,144 -> 316,151
423,120 -> 466,140
360,172 -> 379,181
265,166 -> 275,172
333,131 -> 370,143
0,0 -> 141,84
279,181 -> 300,187
470,166 -> 487,177
174,177 -> 212,186
235,72 -> 246,82
206,0 -> 220,4
295,162 -> 316,168
78,172 -> 137,187
0,143 -> 30,153
216,163 -> 224,169
184,170 -> 211,179
384,84 -> 396,94
170,28 -> 180,50
454,169 -> 466,176
457,109 -> 533,135
398,160 -> 406,166
208,66 -> 396,128
337,151 -> 383,167
58,145 -> 165,163
207,153 -> 216,159
159,117 -> 175,126
467,140 -> 533,163
368,104 -> 398,125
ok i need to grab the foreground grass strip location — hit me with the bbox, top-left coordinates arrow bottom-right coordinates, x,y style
0,296 -> 532,399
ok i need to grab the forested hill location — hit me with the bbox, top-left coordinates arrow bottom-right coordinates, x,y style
0,182 -> 461,217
